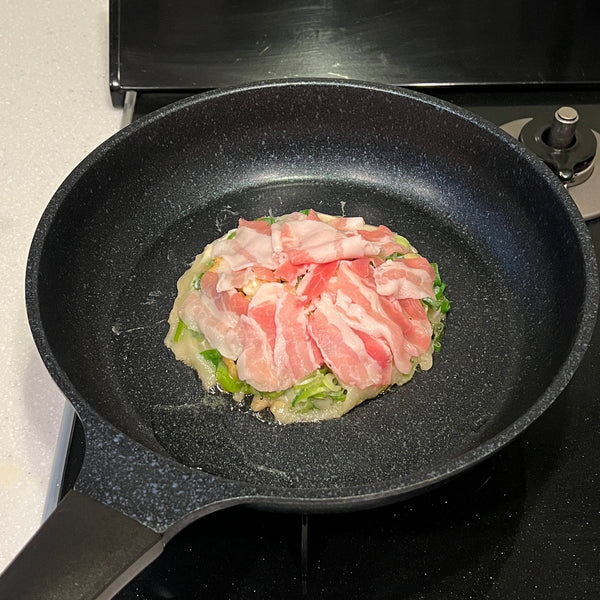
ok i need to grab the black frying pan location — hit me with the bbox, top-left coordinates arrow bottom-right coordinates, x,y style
1,80 -> 597,599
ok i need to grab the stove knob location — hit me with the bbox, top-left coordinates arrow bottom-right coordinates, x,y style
547,106 -> 578,149
519,106 -> 597,186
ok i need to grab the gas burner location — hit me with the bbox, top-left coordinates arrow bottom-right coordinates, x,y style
501,107 -> 600,221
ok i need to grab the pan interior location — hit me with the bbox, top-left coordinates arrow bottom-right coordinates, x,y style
32,83 -> 589,491
114,180 -> 530,489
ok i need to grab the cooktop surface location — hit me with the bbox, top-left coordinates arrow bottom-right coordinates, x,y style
53,98 -> 600,600
110,0 -> 600,104
53,3 -> 600,597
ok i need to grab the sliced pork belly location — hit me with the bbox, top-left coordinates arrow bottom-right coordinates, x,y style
381,297 -> 433,357
280,219 -> 379,264
273,259 -> 309,284
179,270 -> 248,359
236,283 -> 284,390
215,264 -> 279,294
270,211 -> 310,254
309,294 -> 391,388
327,216 -> 366,231
236,315 -> 280,391
273,290 -> 323,384
331,261 -> 420,374
212,220 -> 277,271
245,282 -> 280,348
296,260 -> 339,300
357,224 -> 410,257
235,282 -> 322,391
374,257 -> 436,299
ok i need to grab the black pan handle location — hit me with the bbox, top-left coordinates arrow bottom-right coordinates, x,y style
0,489 -> 163,600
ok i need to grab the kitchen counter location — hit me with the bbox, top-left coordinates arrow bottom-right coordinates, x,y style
0,0 -> 121,572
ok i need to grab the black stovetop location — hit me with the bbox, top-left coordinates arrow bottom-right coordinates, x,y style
62,213 -> 600,598
109,0 -> 600,105
121,297 -> 600,599
57,3 -> 600,598
50,98 -> 598,600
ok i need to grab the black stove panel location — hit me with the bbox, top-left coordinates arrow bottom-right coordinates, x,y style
110,0 -> 600,105
59,4 -> 600,596
112,376 -> 600,600
55,100 -> 600,599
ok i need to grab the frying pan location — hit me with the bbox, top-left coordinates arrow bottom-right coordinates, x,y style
1,80 -> 597,599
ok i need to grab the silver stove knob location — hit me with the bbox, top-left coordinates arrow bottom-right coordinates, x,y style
547,106 -> 579,149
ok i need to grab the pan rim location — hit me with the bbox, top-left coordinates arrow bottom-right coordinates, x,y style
25,78 -> 599,509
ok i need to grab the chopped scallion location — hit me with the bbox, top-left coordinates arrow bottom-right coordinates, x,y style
200,348 -> 222,368
173,319 -> 187,342
291,367 -> 346,411
384,252 -> 404,261
255,216 -> 276,225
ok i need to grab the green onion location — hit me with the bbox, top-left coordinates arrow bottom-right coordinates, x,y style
255,216 -> 276,225
291,367 -> 346,411
191,274 -> 203,290
191,260 -> 215,290
422,264 -> 450,314
173,319 -> 187,342
215,361 -> 252,394
200,348 -> 222,368
199,348 -> 252,394
430,263 -> 451,314
432,322 -> 445,352
384,252 -> 404,261
422,263 -> 451,352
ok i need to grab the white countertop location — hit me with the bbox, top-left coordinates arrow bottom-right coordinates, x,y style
0,0 -> 122,572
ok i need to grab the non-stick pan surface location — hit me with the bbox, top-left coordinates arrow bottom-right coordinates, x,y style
4,80 -> 597,599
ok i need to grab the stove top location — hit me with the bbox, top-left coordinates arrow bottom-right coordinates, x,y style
45,96 -> 597,600
59,242 -> 600,599
49,3 -> 600,598
109,0 -> 600,103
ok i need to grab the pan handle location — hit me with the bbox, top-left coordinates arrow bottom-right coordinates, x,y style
0,489 -> 163,600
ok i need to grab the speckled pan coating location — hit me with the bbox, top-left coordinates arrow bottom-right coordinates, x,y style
26,79 -> 598,533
